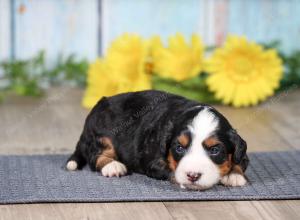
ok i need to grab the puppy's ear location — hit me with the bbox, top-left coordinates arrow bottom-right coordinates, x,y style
228,129 -> 247,165
238,154 -> 249,172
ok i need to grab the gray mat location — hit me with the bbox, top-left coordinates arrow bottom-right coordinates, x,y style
1,151 -> 300,204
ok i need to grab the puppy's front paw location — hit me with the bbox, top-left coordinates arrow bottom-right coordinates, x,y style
221,173 -> 247,187
101,161 -> 127,177
66,160 -> 78,171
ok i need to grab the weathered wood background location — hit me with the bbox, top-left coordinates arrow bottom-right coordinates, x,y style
0,0 -> 299,64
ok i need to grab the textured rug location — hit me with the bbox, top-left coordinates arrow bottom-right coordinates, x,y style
1,151 -> 300,204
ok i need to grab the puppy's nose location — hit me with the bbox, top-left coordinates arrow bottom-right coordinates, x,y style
186,172 -> 201,182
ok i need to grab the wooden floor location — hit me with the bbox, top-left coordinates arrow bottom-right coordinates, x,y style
0,87 -> 300,220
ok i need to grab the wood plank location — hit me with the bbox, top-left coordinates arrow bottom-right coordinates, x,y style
164,201 -> 264,220
14,0 -> 98,63
227,0 -> 300,52
213,0 -> 228,45
251,200 -> 300,220
165,200 -> 300,220
101,0 -> 210,54
259,90 -> 300,149
215,105 -> 291,151
0,0 -> 11,62
0,87 -> 88,154
0,202 -> 173,220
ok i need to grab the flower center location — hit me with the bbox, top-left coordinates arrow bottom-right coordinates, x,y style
229,57 -> 257,82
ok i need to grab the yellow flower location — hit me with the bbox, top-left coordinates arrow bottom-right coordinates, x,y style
82,34 -> 151,108
145,36 -> 163,73
107,34 -> 151,90
206,36 -> 283,107
82,59 -> 116,108
153,33 -> 205,81
106,34 -> 149,77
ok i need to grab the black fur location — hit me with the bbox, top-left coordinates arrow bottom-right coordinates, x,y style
67,90 -> 248,180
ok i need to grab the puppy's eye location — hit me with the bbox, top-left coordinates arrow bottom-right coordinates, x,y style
175,144 -> 186,154
210,145 -> 221,155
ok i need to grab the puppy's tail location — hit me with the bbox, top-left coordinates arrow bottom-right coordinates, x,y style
66,144 -> 86,171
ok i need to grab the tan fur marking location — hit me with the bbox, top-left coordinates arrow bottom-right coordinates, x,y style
203,136 -> 220,148
167,150 -> 178,171
232,164 -> 244,175
204,136 -> 234,176
178,133 -> 189,148
218,154 -> 233,176
95,137 -> 117,170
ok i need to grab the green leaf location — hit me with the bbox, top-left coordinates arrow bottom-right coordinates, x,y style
0,50 -> 89,101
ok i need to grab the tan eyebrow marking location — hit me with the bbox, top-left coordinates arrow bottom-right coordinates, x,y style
203,136 -> 221,148
177,133 -> 190,148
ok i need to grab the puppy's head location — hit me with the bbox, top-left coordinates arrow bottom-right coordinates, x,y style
168,106 -> 248,190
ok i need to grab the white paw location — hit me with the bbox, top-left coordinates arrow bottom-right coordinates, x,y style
221,173 -> 247,187
66,160 -> 78,171
101,161 -> 127,177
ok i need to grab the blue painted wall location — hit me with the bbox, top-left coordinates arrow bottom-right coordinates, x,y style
0,0 -> 299,64
227,0 -> 300,52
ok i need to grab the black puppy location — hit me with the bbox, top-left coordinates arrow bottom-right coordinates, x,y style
66,90 -> 249,190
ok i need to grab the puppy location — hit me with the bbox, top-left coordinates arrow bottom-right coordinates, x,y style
66,90 -> 249,190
